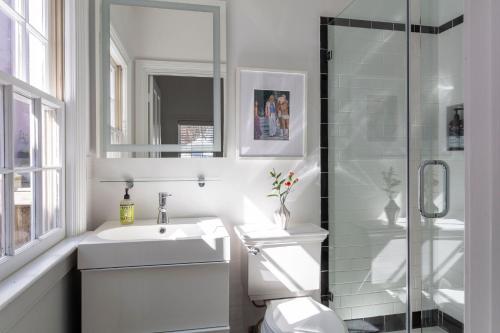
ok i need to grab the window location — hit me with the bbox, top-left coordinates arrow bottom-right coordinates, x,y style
178,122 -> 214,158
1,90 -> 63,257
0,0 -> 64,274
0,0 -> 60,94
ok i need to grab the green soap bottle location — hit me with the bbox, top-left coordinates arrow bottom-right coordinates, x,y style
120,188 -> 134,225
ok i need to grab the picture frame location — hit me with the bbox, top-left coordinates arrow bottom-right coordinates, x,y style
237,68 -> 307,158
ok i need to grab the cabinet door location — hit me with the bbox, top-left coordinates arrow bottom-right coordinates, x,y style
82,262 -> 229,333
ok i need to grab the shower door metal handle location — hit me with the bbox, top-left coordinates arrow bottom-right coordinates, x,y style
419,160 -> 450,219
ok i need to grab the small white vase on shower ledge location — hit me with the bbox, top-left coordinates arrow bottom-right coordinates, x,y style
385,198 -> 401,226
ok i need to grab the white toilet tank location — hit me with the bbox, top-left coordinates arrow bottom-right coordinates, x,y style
234,223 -> 328,301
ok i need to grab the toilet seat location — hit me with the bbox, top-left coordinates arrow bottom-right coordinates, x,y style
261,297 -> 347,333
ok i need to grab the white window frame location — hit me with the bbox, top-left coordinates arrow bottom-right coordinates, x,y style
0,15 -> 65,281
0,0 -> 51,93
109,24 -> 130,144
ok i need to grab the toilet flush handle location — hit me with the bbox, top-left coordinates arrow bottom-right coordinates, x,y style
247,246 -> 260,256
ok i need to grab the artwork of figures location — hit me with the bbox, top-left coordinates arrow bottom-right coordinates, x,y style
254,90 -> 290,141
238,68 -> 306,157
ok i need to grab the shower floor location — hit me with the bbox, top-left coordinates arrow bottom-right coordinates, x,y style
347,327 -> 446,333
392,328 -> 445,333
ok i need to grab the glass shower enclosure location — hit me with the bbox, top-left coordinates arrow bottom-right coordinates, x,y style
321,0 -> 464,332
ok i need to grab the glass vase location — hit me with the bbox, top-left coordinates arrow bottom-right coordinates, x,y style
274,202 -> 291,230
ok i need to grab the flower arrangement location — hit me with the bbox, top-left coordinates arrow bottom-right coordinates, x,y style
268,169 -> 299,203
268,169 -> 299,229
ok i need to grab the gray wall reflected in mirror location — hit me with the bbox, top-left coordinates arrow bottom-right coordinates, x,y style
150,75 -> 224,158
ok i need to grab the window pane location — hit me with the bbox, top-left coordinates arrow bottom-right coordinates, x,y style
13,95 -> 32,168
178,124 -> 214,158
2,0 -> 23,15
0,9 -> 15,75
42,107 -> 60,166
28,0 -> 46,35
28,33 -> 47,91
0,174 -> 4,257
42,170 -> 60,234
110,63 -> 116,129
14,172 -> 33,250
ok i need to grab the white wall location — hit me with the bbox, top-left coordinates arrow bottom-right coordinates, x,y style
111,5 -> 219,63
5,271 -> 80,333
464,0 -> 500,332
89,1 -> 349,331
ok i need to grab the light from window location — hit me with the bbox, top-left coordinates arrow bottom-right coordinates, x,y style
0,175 -> 4,257
0,8 -> 14,76
41,106 -> 61,234
13,94 -> 32,168
109,55 -> 125,146
28,0 -> 47,34
28,32 -> 47,91
42,107 -> 60,166
2,96 -> 64,257
42,170 -> 60,234
178,123 -> 214,158
13,172 -> 32,250
0,0 -> 64,268
0,0 -> 53,93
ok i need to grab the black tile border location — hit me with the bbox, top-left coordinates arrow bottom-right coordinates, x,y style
321,15 -> 464,35
319,16 -> 330,307
440,311 -> 464,333
439,14 -> 464,33
344,309 -> 463,332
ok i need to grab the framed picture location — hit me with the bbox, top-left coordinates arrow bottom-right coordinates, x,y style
237,68 -> 307,157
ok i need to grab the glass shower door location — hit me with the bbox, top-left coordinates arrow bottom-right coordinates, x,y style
325,0 -> 410,331
325,0 -> 465,332
416,1 -> 465,332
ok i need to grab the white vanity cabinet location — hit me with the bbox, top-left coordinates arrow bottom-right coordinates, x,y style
78,218 -> 230,333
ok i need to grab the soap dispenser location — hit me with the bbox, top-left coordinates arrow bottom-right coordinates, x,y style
120,188 -> 135,225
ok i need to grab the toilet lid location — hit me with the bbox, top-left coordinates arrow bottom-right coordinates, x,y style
263,297 -> 347,333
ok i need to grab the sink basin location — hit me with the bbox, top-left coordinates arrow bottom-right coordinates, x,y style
78,217 -> 230,270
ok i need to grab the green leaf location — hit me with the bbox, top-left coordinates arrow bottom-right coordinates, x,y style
267,194 -> 279,197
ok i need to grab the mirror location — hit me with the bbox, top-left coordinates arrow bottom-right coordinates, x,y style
101,0 -> 226,158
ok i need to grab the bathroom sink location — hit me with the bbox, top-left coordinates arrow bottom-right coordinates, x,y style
78,217 -> 230,269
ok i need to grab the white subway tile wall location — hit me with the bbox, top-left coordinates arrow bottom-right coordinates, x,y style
327,20 -> 464,325
328,24 -> 409,320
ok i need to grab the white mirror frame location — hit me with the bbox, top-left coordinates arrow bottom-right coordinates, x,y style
101,0 -> 224,154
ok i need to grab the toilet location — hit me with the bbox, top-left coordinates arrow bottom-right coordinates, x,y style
235,223 -> 348,333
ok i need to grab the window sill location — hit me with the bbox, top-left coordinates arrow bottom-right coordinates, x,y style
0,228 -> 66,282
0,232 -> 90,332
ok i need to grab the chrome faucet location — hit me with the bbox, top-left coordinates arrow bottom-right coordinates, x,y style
157,192 -> 172,225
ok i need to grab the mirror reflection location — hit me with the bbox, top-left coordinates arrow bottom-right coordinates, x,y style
106,3 -> 224,158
